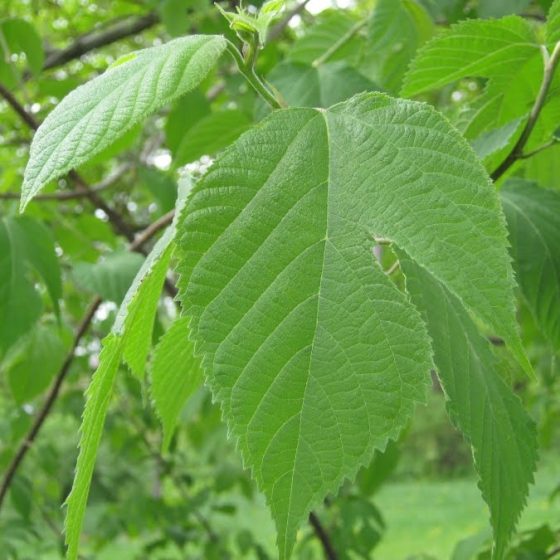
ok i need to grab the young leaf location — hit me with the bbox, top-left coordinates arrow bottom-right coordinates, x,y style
21,35 -> 226,209
151,316 -> 203,451
401,256 -> 537,560
177,92 -> 526,558
501,179 -> 560,351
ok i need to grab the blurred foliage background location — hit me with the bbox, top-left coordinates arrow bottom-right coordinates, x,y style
0,0 -> 559,558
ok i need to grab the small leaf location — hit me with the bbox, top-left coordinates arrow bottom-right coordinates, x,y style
547,0 -> 560,43
501,179 -> 560,351
401,256 -> 537,560
151,316 -> 203,451
22,35 -> 226,209
470,117 -> 525,162
177,92 -> 526,558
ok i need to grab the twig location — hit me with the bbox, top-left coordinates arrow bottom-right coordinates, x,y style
267,0 -> 312,42
491,41 -> 560,182
312,19 -> 367,67
0,163 -> 132,201
43,12 -> 159,70
518,137 -> 559,159
0,298 -> 102,511
0,210 -> 176,513
309,512 -> 338,560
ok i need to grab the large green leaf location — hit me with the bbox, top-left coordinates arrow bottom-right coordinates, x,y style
21,35 -> 226,209
501,179 -> 560,350
548,0 -> 560,43
177,92 -> 526,558
65,179 -> 189,559
401,256 -> 537,560
151,315 -> 203,451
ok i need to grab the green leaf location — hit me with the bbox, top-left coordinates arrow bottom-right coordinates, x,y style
547,0 -> 560,43
3,325 -> 67,404
265,61 -> 377,109
138,166 -> 178,213
401,256 -> 537,559
65,178 -> 190,559
14,216 -> 62,316
403,17 -> 539,97
177,92 -> 526,558
470,117 -> 525,164
151,316 -> 203,451
0,216 -> 60,353
364,0 -> 434,93
501,179 -> 560,350
165,90 -> 210,154
288,10 -> 364,66
64,334 -> 123,560
477,0 -> 531,18
401,16 -> 545,140
0,18 -> 44,87
73,252 -> 145,304
22,35 -> 226,209
174,110 -> 252,166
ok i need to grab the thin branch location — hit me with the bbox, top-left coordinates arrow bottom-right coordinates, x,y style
43,12 -> 159,70
0,297 -> 102,510
267,0 -> 312,42
309,512 -> 338,560
0,210 -> 176,513
0,82 -> 38,130
0,163 -> 132,201
518,137 -> 559,159
491,42 -> 560,182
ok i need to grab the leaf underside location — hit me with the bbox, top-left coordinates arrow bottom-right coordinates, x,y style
177,92 -> 524,558
22,35 -> 226,209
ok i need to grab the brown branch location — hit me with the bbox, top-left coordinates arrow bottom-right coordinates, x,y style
0,209 -> 176,513
491,42 -> 560,182
309,512 -> 338,560
43,12 -> 160,71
